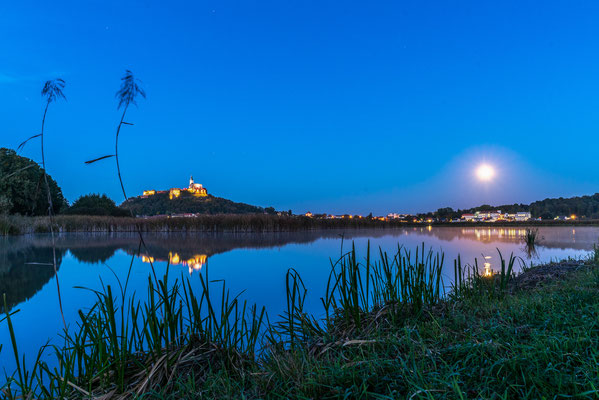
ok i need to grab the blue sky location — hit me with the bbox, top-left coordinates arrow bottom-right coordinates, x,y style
1,0 -> 598,214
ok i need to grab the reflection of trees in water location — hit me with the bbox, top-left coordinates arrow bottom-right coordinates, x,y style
0,243 -> 66,313
120,232 -> 336,260
4,227 -> 596,267
68,246 -> 118,264
1,227 -> 596,310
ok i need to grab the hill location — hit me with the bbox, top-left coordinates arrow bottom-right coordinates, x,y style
430,193 -> 599,220
121,191 -> 265,216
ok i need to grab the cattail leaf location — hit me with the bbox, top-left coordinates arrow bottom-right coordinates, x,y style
85,154 -> 116,164
16,134 -> 42,152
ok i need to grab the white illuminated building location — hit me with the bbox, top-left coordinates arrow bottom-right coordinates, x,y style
461,210 -> 532,222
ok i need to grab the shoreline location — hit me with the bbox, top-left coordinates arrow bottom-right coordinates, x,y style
2,246 -> 597,398
2,214 -> 598,236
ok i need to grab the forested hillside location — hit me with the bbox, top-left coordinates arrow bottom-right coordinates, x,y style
121,191 -> 265,216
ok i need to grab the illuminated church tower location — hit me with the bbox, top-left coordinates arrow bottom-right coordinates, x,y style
143,175 -> 207,199
188,175 -> 208,197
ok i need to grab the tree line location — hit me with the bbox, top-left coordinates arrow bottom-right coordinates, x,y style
425,194 -> 599,220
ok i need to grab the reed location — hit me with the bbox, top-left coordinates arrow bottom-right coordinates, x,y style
523,228 -> 539,246
2,243 -> 589,399
451,249 -> 519,301
269,242 -> 448,351
0,214 -> 409,236
324,242 -> 445,328
21,264 -> 266,398
0,216 -> 21,236
2,296 -> 47,399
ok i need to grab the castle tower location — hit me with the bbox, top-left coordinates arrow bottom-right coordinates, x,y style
189,175 -> 194,188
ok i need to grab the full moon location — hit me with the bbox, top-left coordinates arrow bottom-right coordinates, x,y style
476,164 -> 495,181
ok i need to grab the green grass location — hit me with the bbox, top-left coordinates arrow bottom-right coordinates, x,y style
1,244 -> 598,399
169,260 -> 599,399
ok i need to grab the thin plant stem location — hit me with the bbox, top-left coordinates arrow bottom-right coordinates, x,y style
115,104 -> 129,201
40,101 -> 66,330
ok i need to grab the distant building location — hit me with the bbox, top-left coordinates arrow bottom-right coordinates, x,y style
462,210 -> 531,222
476,210 -> 503,221
188,175 -> 208,196
555,214 -> 577,221
387,213 -> 412,219
461,213 -> 477,221
143,175 -> 208,200
329,215 -> 351,219
514,212 -> 531,221
169,188 -> 181,199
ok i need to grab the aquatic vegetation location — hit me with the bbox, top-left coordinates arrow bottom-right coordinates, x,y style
2,243 -> 582,398
2,257 -> 265,397
523,228 -> 539,246
114,70 -> 146,200
452,249 -> 519,301
522,228 -> 541,258
0,214 -> 412,236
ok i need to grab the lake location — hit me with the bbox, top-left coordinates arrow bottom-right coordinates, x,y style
1,226 -> 598,376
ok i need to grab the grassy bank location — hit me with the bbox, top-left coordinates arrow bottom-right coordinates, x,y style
2,214 -> 598,236
2,245 -> 599,398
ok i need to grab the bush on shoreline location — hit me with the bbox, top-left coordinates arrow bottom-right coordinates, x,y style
64,193 -> 130,217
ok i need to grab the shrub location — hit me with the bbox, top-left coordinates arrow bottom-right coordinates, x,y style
65,194 -> 129,217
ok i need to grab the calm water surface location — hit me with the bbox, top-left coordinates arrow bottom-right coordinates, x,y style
1,226 -> 598,375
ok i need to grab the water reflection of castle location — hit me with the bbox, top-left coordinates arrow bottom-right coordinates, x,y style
141,252 -> 208,274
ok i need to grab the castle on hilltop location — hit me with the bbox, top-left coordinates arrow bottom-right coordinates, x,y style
142,175 -> 208,199
187,175 -> 208,196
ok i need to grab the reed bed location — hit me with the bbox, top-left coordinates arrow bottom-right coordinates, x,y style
2,262 -> 266,398
0,214 -> 410,236
1,243 -> 598,399
452,250 -> 519,300
523,228 -> 539,247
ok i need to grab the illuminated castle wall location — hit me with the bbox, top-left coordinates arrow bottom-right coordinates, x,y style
142,175 -> 208,199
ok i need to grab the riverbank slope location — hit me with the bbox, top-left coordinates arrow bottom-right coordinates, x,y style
2,247 -> 598,398
173,258 -> 599,398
